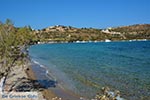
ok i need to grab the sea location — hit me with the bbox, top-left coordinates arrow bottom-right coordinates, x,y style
29,41 -> 150,100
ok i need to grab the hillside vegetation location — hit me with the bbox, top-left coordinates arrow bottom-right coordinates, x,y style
34,24 -> 150,42
110,24 -> 150,40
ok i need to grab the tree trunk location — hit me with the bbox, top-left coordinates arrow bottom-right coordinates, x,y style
0,76 -> 6,93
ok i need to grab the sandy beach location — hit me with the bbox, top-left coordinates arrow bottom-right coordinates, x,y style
0,59 -> 58,100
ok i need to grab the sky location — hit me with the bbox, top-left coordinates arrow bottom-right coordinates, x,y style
0,0 -> 150,29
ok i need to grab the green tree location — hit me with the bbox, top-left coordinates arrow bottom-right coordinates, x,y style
0,19 -> 33,85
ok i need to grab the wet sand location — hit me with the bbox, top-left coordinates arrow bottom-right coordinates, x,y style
30,61 -> 82,100
26,63 -> 57,100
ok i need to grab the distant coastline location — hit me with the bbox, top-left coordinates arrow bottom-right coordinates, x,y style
33,24 -> 150,44
36,38 -> 149,45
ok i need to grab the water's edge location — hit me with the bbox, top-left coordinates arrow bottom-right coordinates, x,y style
30,59 -> 84,100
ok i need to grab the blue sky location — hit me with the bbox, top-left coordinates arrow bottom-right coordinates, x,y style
0,0 -> 150,29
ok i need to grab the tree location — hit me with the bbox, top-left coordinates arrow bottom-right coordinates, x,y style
0,19 -> 30,92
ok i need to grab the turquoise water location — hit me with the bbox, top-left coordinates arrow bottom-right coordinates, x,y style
29,41 -> 150,100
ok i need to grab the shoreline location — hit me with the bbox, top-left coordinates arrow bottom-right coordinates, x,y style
25,62 -> 58,100
28,59 -> 126,100
36,39 -> 150,44
30,59 -> 82,100
0,47 -> 83,100
0,55 -> 59,100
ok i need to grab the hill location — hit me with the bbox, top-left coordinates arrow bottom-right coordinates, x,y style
33,24 -> 150,43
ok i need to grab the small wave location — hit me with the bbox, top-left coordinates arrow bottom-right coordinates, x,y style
32,59 -> 45,68
31,59 -> 79,98
46,70 -> 49,74
31,59 -> 57,81
32,59 -> 47,70
32,59 -> 40,65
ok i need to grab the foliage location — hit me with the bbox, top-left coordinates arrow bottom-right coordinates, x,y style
35,24 -> 150,42
110,24 -> 150,40
0,19 -> 36,78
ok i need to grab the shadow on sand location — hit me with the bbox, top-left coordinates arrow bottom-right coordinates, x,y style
9,77 -> 57,92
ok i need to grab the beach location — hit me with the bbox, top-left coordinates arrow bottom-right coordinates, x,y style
0,58 -> 58,100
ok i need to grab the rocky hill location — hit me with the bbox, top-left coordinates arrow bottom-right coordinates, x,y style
34,24 -> 150,43
109,24 -> 150,40
111,24 -> 150,33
